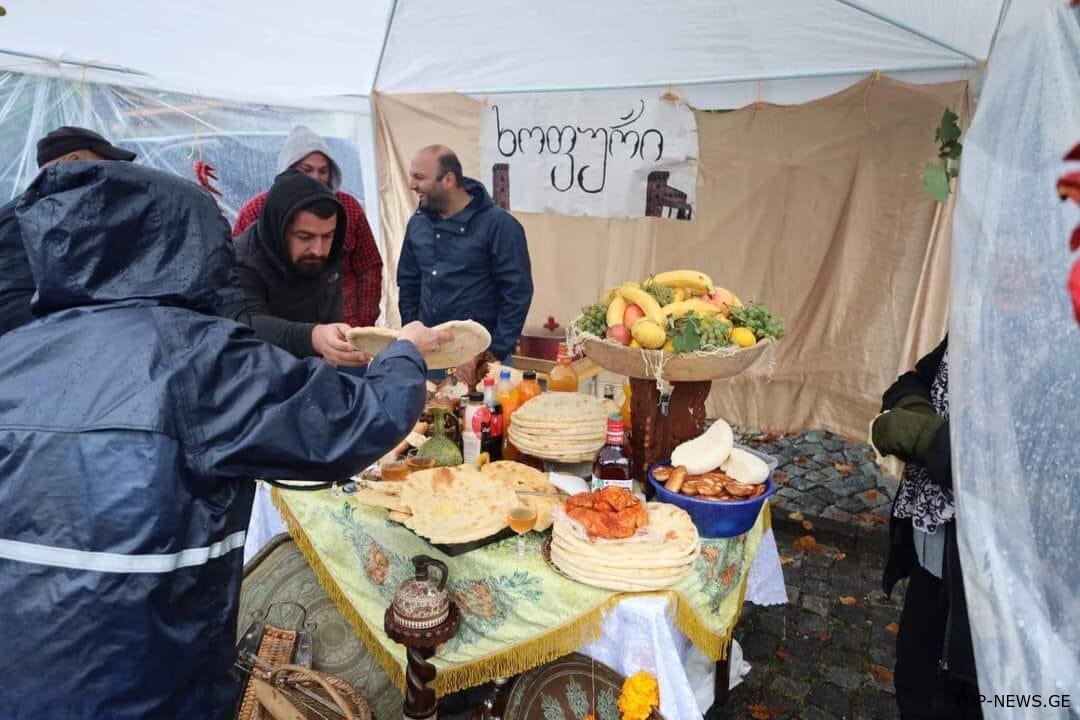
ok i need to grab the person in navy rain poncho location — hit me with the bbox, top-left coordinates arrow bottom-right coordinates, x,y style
0,162 -> 451,720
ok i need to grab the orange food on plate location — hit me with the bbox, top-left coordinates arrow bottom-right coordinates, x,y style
564,486 -> 648,539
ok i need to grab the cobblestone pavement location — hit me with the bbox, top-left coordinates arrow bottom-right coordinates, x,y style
706,515 -> 906,720
736,429 -> 898,533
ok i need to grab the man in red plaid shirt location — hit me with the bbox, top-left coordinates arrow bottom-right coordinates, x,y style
233,126 -> 382,327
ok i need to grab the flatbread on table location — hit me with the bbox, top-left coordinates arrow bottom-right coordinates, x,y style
399,466 -> 517,544
546,501 -> 700,592
480,461 -> 560,531
345,320 -> 491,369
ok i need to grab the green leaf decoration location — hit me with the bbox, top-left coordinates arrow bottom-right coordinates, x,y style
921,163 -> 950,204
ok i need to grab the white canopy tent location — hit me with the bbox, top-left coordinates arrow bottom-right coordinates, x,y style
0,0 -> 1009,220
4,3 -> 1080,719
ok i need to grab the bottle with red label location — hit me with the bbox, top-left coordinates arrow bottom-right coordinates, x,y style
591,414 -> 633,492
485,404 -> 504,462
463,392 -> 491,465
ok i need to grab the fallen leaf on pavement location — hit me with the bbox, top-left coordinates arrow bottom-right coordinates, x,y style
864,489 -> 880,501
749,705 -> 786,720
815,629 -> 830,641
868,664 -> 894,684
779,555 -> 796,565
839,595 -> 858,606
788,511 -> 805,522
795,455 -> 810,465
773,471 -> 787,485
792,535 -> 822,553
832,461 -> 855,477
831,551 -> 847,561
871,512 -> 888,525
802,520 -> 815,531
762,431 -> 784,443
775,649 -> 791,662
886,622 -> 900,634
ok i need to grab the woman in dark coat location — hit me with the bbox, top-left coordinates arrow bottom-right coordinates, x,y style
872,336 -> 982,719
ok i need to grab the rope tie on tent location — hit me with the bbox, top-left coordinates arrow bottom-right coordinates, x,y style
863,69 -> 881,131
187,119 -> 203,161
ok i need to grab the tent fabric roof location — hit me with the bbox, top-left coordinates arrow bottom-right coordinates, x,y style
0,0 -> 1005,105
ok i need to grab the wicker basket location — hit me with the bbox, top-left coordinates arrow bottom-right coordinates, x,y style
581,337 -> 773,382
248,664 -> 373,720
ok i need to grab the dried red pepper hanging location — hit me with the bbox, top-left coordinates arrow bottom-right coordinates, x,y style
1061,143 -> 1080,324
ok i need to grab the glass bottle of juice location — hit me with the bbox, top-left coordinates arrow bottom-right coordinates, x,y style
591,414 -> 632,492
496,370 -> 518,416
517,370 -> 542,405
547,344 -> 579,392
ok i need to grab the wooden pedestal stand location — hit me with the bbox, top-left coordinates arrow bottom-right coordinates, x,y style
627,378 -> 712,483
385,604 -> 461,720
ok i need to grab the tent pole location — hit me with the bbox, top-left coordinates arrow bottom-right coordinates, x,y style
370,0 -> 400,94
832,0 -> 985,64
445,60 -> 977,97
0,49 -> 149,77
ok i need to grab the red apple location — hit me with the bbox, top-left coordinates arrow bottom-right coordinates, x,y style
623,304 -> 645,327
606,324 -> 632,345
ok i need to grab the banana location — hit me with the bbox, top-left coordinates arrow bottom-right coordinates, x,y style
652,270 -> 715,294
599,286 -> 621,304
661,299 -> 724,320
672,287 -> 689,303
617,283 -> 666,325
606,294 -> 628,327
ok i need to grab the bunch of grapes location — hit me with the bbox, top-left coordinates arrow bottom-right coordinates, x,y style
643,281 -> 674,307
578,303 -> 609,337
729,302 -> 785,340
699,316 -> 734,349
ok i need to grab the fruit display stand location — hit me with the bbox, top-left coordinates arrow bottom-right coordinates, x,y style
578,338 -> 775,483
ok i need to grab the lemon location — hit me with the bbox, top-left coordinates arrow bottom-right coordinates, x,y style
730,327 -> 757,348
476,451 -> 490,468
663,339 -> 674,352
629,339 -> 642,349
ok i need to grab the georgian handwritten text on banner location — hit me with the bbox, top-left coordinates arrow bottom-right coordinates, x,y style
479,95 -> 699,221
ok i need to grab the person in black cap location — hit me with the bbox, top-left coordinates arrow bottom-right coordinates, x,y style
233,169 -> 370,367
0,126 -> 136,336
35,125 -> 138,167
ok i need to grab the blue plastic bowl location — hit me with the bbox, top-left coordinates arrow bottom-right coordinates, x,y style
647,459 -> 775,538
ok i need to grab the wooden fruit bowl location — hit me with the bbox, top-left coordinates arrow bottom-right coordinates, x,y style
581,337 -> 773,382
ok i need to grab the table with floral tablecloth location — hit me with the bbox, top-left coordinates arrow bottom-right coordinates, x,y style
270,486 -> 781,712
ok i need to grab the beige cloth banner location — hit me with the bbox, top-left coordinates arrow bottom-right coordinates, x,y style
374,78 -> 969,440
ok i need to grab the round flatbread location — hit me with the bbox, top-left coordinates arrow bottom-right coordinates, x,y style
481,461 -> 559,531
345,320 -> 491,369
399,465 -> 516,544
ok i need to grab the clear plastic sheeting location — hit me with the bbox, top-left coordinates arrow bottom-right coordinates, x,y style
0,72 -> 377,238
949,2 -> 1080,716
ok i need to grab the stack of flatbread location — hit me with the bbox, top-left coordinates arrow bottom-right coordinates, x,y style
350,462 -> 562,544
549,502 -> 700,592
345,320 -> 491,370
507,393 -> 616,463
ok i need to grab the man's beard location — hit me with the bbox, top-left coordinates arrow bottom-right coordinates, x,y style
293,256 -> 328,277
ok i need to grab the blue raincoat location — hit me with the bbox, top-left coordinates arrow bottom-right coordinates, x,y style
0,163 -> 426,719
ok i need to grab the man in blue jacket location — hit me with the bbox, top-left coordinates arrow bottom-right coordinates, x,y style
397,145 -> 533,369
0,162 -> 450,720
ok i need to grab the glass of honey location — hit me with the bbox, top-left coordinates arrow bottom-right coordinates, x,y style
380,459 -> 409,481
404,451 -> 436,473
507,504 -> 538,557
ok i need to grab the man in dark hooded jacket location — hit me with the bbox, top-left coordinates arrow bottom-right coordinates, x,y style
0,126 -> 137,337
0,162 -> 449,720
234,169 -> 370,367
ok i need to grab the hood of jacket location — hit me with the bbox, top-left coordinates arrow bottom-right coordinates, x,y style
277,125 -> 343,191
254,169 -> 346,281
15,162 -> 237,317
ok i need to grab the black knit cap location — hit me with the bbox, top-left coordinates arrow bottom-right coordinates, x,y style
36,126 -> 137,168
